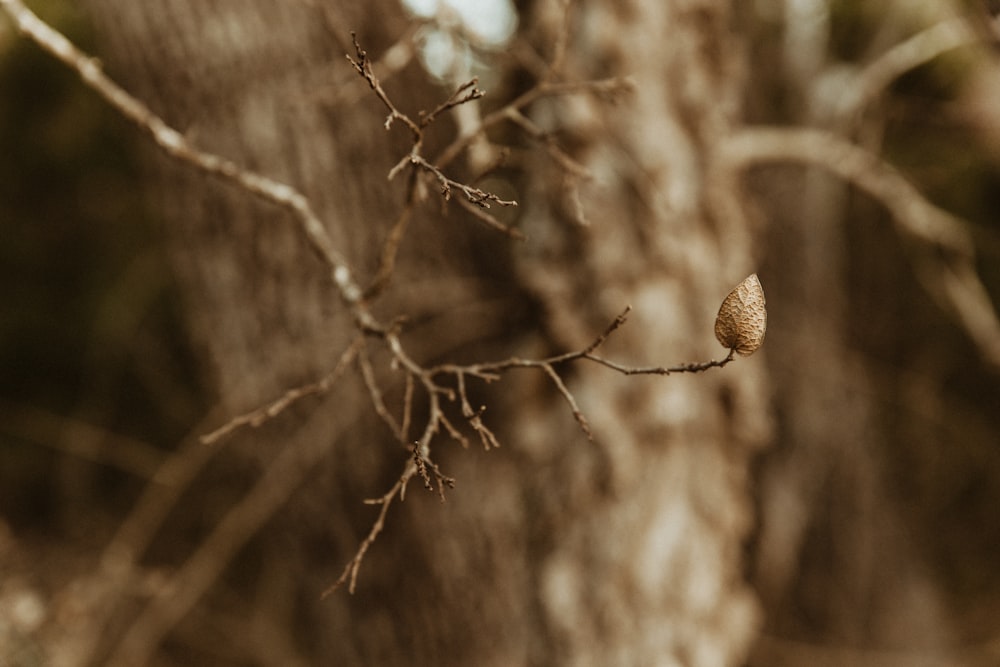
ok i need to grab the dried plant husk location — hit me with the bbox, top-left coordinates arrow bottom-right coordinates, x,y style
714,273 -> 766,356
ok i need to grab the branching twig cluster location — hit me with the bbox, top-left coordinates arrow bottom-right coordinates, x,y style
353,29 -> 635,298
15,1 -> 997,665
0,5 -> 689,662
346,32 -> 522,269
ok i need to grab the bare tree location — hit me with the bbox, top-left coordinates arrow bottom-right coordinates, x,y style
3,0 -> 1000,666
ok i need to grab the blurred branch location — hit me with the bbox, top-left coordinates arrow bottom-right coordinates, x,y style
52,412 -> 228,667
503,106 -> 591,179
723,126 -> 1000,368
106,406 -> 356,667
433,76 -> 634,171
363,193 -> 417,299
92,340 -> 358,666
0,400 -> 165,479
849,16 -> 979,119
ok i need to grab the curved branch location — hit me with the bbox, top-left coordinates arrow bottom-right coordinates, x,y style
722,126 -> 1000,367
851,17 -> 978,117
0,0 -> 373,322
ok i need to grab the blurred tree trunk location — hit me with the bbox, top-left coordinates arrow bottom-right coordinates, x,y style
77,0 -> 769,665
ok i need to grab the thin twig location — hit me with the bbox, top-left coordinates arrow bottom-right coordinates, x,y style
456,197 -> 525,239
106,410 -> 356,667
347,33 -> 525,243
321,476 -> 404,597
347,32 -> 422,139
438,412 -> 470,449
200,338 -> 364,445
0,400 -> 165,479
848,17 -> 977,121
433,77 -> 635,171
406,153 -> 518,208
540,363 -> 593,439
400,371 -> 414,443
583,349 -> 737,375
420,78 -> 485,128
503,107 -> 591,179
426,306 -> 737,441
358,343 -> 404,442
411,442 -> 455,500
452,370 -> 501,450
363,180 -> 417,299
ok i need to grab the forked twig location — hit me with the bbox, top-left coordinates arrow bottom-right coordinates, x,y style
322,303 -> 741,598
359,343 -> 405,441
420,78 -> 485,127
348,33 -> 525,279
426,305 -> 737,445
347,32 -> 422,138
322,476 -> 405,597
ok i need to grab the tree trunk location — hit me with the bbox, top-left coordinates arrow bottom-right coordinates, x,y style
71,0 -> 768,665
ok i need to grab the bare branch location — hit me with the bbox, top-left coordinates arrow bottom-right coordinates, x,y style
540,363 -> 592,439
456,198 -> 525,239
425,156 -> 513,206
400,372 -> 415,443
321,475 -> 404,598
433,77 -> 635,171
2,2 -> 745,633
452,370 -> 501,450
582,305 -> 632,355
106,411 -> 356,667
0,0 -> 385,336
438,412 -> 471,449
363,194 -> 417,299
583,349 -> 737,375
849,17 -> 978,119
200,338 -> 364,445
423,305 -> 738,444
358,344 -> 404,442
0,400 -> 165,479
347,34 -> 524,242
420,78 -> 485,128
347,32 -> 422,139
411,442 -> 456,500
503,107 -> 591,179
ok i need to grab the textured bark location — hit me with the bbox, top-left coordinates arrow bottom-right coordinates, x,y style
76,1 -> 769,665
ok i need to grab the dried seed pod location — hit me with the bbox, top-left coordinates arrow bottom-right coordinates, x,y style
714,273 -> 767,356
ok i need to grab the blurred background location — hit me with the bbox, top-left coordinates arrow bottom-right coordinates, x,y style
2,0 -> 1000,665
